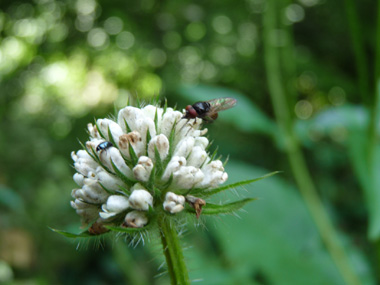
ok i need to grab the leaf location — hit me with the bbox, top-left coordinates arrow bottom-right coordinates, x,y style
199,160 -> 373,285
111,160 -> 136,187
50,228 -> 93,238
193,171 -> 280,197
187,198 -> 257,215
0,185 -> 24,212
106,225 -> 149,233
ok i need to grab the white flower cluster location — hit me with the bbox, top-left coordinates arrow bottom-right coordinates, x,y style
71,104 -> 228,230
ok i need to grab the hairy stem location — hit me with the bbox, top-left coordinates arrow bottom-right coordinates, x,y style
158,214 -> 189,285
263,1 -> 360,284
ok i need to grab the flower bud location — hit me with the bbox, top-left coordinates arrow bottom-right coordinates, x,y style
133,156 -> 153,182
99,195 -> 129,219
124,210 -> 148,228
73,173 -> 84,187
148,134 -> 169,161
96,118 -> 124,146
187,146 -> 208,168
173,166 -> 204,189
160,108 -> 182,138
129,185 -> 153,210
163,192 -> 185,214
118,131 -> 145,158
162,156 -> 186,181
100,147 -> 134,179
71,199 -> 100,223
173,137 -> 194,158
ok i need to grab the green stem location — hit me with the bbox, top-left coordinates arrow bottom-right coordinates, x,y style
344,0 -> 370,104
263,1 -> 360,284
158,214 -> 190,285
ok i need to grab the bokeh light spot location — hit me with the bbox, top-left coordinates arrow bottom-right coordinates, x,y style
185,22 -> 206,42
116,31 -> 135,50
87,28 -> 109,49
211,46 -> 234,66
285,4 -> 305,23
148,49 -> 167,67
328,87 -> 346,106
212,15 -> 232,35
104,16 -> 123,35
295,100 -> 313,119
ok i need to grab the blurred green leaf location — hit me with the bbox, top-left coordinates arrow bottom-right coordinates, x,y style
185,160 -> 373,285
295,104 -> 380,239
295,104 -> 369,146
177,84 -> 277,135
0,185 -> 24,212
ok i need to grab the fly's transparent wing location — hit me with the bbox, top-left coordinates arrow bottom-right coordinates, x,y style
207,97 -> 237,113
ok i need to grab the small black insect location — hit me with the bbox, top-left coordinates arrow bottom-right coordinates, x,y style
96,141 -> 113,152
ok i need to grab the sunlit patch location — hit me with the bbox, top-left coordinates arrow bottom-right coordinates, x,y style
212,15 -> 232,35
135,73 -> 162,97
295,100 -> 313,120
116,31 -> 135,50
22,92 -> 44,114
82,71 -> 118,106
41,62 -> 68,85
2,37 -> 26,60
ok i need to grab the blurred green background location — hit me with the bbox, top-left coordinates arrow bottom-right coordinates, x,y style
1,0 -> 379,284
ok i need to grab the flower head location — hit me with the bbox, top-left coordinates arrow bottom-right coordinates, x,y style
70,102 -> 230,234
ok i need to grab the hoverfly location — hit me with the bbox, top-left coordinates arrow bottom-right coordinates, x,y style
183,97 -> 237,123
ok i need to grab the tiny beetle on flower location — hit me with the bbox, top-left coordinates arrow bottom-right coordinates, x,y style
96,141 -> 113,152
